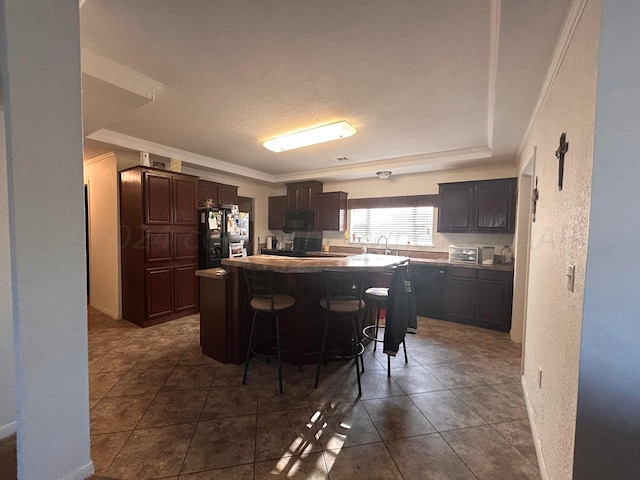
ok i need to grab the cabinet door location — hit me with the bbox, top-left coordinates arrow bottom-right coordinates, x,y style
197,181 -> 218,207
444,269 -> 476,323
287,186 -> 300,210
144,230 -> 173,263
268,196 -> 287,230
174,264 -> 198,312
173,177 -> 197,225
412,266 -> 446,319
144,172 -> 172,224
437,184 -> 473,232
217,184 -> 238,206
315,192 -> 347,231
174,230 -> 198,261
145,267 -> 173,319
475,270 -> 513,331
474,179 -> 516,233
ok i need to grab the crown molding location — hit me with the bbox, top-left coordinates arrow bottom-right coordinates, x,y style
83,151 -> 116,167
81,49 -> 163,101
87,129 -> 275,183
273,145 -> 493,183
516,0 -> 589,158
486,0 -> 501,151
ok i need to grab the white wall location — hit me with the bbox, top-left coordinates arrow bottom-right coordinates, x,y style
515,1 -> 601,478
1,0 -> 93,478
0,107 -> 16,438
84,153 -> 121,319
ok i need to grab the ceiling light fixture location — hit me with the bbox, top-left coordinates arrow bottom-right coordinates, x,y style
376,170 -> 392,180
263,121 -> 356,152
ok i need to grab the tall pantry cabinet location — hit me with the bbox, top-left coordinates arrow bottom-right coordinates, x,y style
120,166 -> 199,327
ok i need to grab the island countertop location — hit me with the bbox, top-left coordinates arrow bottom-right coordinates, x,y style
219,253 -> 410,273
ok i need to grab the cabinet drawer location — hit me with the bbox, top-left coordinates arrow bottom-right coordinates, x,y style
478,269 -> 512,282
447,267 -> 476,278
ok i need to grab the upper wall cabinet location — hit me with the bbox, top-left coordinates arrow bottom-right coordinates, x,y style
315,191 -> 348,231
197,180 -> 238,208
437,178 -> 517,234
268,195 -> 287,230
286,181 -> 323,211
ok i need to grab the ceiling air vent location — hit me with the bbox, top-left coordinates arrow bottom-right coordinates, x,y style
332,156 -> 349,162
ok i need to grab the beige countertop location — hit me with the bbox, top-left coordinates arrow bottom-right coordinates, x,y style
218,253 -> 410,273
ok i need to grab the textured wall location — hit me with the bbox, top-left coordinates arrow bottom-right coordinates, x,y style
573,1 -> 640,477
84,154 -> 121,319
0,107 -> 16,437
516,1 -> 601,478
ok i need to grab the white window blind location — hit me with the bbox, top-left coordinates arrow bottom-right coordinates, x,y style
350,206 -> 434,246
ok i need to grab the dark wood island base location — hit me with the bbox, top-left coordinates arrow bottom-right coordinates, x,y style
197,254 -> 409,365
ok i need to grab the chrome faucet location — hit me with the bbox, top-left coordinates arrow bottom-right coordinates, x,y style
377,236 -> 390,255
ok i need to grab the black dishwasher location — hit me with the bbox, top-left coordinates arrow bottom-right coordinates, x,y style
412,265 -> 446,319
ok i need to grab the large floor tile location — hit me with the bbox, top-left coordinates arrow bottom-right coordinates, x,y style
409,390 -> 485,432
322,442 -> 403,479
442,425 -> 541,480
492,418 -> 538,464
258,378 -> 312,413
387,365 -> 447,394
346,368 -> 405,400
452,385 -> 527,424
89,370 -> 127,402
425,362 -> 487,388
138,388 -> 208,428
91,431 -> 131,473
255,407 -> 321,462
362,395 -> 436,440
201,384 -> 258,420
178,464 -> 255,479
181,415 -> 256,473
254,451 -> 328,479
386,433 -> 476,479
107,423 -> 196,480
106,368 -> 173,397
162,364 -> 217,391
91,394 -> 155,434
133,348 -> 184,370
315,401 -> 381,450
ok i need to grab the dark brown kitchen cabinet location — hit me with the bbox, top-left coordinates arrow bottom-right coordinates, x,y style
268,196 -> 287,230
444,266 -> 513,332
286,181 -> 323,211
314,191 -> 347,231
197,180 -> 238,207
120,166 -> 199,327
412,265 -> 446,319
437,178 -> 516,234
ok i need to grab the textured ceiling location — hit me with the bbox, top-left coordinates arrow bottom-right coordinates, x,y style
80,0 -> 571,182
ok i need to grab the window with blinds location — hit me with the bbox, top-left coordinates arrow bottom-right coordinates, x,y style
349,206 -> 434,246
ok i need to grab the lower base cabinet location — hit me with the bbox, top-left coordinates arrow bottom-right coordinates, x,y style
444,267 -> 513,331
142,264 -> 199,327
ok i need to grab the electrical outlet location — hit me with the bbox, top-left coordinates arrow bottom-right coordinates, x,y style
538,367 -> 543,388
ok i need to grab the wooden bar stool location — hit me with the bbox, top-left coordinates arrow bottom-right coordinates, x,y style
315,269 -> 367,397
242,268 -> 295,394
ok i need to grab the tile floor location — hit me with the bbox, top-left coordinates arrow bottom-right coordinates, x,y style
88,306 -> 540,479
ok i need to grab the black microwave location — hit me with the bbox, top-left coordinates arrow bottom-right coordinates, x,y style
283,210 -> 315,232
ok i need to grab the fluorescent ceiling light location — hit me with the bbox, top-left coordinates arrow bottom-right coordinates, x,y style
263,121 -> 356,152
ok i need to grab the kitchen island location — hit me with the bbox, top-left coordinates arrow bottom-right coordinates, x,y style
197,254 -> 408,365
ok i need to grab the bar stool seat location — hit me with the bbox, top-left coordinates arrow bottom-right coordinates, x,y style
315,269 -> 367,397
242,269 -> 295,394
363,287 -> 389,353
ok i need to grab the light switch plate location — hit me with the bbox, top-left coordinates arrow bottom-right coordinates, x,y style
566,264 -> 575,292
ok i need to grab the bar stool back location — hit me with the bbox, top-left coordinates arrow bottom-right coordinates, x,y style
315,269 -> 367,396
242,268 -> 295,394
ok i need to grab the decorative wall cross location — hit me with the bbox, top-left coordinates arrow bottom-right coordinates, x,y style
555,132 -> 569,191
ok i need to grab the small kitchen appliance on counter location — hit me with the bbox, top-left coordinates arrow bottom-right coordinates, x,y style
448,245 -> 479,264
480,246 -> 495,265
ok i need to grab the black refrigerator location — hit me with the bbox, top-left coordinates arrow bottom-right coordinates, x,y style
198,207 -> 250,269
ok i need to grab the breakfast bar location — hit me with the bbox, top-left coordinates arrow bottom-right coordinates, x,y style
197,254 -> 409,365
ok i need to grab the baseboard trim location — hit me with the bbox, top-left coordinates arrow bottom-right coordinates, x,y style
63,460 -> 94,480
0,421 -> 16,439
89,303 -> 119,320
522,375 -> 549,480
